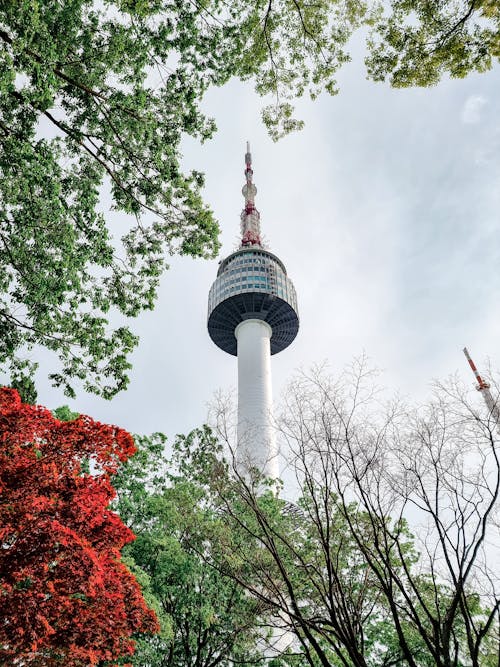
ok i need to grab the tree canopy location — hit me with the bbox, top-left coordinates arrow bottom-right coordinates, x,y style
111,429 -> 274,666
1,0 -> 498,400
197,361 -> 500,666
0,0 -> 366,400
0,388 -> 158,666
12,355 -> 495,666
367,0 -> 500,87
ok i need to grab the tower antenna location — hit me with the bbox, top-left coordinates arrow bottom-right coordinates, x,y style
241,141 -> 262,247
463,347 -> 500,428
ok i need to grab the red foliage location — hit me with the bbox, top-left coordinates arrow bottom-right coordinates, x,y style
0,388 -> 159,666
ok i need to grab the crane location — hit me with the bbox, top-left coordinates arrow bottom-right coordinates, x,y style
463,347 -> 500,428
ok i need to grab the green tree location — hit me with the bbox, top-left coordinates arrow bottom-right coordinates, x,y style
109,371 -> 500,667
1,1 -> 497,400
367,0 -> 500,87
0,0 -> 368,400
195,463 -> 431,666
148,425 -> 433,666
111,430 -> 273,666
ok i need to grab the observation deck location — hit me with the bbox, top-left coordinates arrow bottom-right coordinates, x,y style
207,246 -> 299,356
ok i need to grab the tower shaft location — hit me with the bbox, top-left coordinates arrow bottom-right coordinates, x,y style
235,319 -> 278,478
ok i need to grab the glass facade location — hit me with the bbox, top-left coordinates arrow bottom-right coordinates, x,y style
208,248 -> 298,316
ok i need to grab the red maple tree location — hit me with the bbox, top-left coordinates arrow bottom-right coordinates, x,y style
0,388 -> 159,666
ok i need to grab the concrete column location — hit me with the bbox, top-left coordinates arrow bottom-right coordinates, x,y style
235,319 -> 278,479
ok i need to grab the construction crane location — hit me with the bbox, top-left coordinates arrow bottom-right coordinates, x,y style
463,347 -> 500,428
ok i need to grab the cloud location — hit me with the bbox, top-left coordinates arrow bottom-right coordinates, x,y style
461,95 -> 487,124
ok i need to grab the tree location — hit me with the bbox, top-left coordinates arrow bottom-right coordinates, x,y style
0,387 -> 159,666
201,359 -> 500,666
111,429 -> 276,666
1,2 -> 498,399
367,0 -> 500,87
177,436 -> 422,666
1,1 -> 498,399
0,0 -> 368,399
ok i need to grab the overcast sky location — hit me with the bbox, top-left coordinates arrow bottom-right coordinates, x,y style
31,42 -> 500,459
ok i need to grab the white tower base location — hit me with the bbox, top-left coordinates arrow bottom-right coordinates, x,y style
235,319 -> 278,479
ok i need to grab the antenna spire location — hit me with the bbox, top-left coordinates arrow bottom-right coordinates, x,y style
463,347 -> 500,429
463,347 -> 489,390
240,142 -> 262,247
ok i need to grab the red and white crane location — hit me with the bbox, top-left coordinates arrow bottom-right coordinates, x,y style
463,347 -> 500,428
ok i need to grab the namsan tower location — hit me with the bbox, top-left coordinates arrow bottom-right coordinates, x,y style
207,144 -> 299,478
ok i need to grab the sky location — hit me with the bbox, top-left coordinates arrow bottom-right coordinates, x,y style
31,39 -> 500,460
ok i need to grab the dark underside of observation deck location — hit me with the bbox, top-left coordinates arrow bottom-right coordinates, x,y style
208,291 -> 299,356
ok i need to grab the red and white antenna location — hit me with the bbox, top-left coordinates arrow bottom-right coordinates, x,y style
463,347 -> 490,390
463,347 -> 500,428
240,142 -> 262,247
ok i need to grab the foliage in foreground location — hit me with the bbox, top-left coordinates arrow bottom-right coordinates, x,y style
1,1 -> 498,400
111,419 -> 499,666
176,363 -> 500,666
367,0 -> 500,88
7,357 -> 500,666
111,429 -> 273,666
0,0 -> 366,400
0,388 -> 159,666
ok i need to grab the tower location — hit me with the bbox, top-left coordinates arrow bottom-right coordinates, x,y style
463,347 -> 500,429
207,144 -> 299,478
